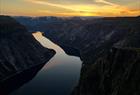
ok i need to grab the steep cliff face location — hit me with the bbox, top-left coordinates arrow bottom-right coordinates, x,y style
71,18 -> 140,94
72,47 -> 140,95
15,16 -> 140,63
0,16 -> 55,83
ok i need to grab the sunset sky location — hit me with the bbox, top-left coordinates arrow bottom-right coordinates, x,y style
1,0 -> 140,17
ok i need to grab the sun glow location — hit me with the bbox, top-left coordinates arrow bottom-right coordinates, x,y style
81,12 -> 95,16
1,0 -> 140,16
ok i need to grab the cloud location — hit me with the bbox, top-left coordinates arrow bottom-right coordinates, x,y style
25,0 -> 140,16
94,0 -> 118,6
26,0 -> 82,12
38,9 -> 99,16
26,0 -> 106,13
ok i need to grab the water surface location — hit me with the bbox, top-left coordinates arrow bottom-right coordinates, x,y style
11,32 -> 82,95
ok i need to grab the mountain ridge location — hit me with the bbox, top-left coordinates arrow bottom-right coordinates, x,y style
13,16 -> 140,95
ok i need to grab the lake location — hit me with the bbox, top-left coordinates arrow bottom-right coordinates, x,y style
10,32 -> 82,95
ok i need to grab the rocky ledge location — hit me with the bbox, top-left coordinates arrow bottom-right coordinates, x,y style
0,16 -> 55,94
72,47 -> 140,95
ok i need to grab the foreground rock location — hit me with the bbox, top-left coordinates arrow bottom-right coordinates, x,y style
72,47 -> 140,95
0,16 -> 55,94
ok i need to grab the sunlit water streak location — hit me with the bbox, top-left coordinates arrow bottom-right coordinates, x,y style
11,31 -> 82,95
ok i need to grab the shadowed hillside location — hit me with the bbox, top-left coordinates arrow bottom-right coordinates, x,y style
0,16 -> 55,95
72,47 -> 140,95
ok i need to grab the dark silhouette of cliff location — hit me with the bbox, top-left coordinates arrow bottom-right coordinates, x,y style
0,16 -> 55,95
72,47 -> 140,95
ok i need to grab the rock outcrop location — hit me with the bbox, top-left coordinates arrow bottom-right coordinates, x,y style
72,47 -> 140,95
0,16 -> 55,94
71,17 -> 140,95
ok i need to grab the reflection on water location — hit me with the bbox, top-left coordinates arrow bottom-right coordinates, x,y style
32,32 -> 65,54
11,31 -> 82,95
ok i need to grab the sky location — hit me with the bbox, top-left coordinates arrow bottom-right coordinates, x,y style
0,0 -> 140,17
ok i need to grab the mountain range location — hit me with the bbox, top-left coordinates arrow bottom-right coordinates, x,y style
15,16 -> 140,95
0,15 -> 140,95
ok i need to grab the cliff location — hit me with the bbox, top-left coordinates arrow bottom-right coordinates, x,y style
0,16 -> 55,94
17,16 -> 139,63
72,47 -> 140,95
71,17 -> 140,95
14,16 -> 140,95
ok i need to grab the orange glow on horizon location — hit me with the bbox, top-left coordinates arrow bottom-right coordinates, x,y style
1,0 -> 140,17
